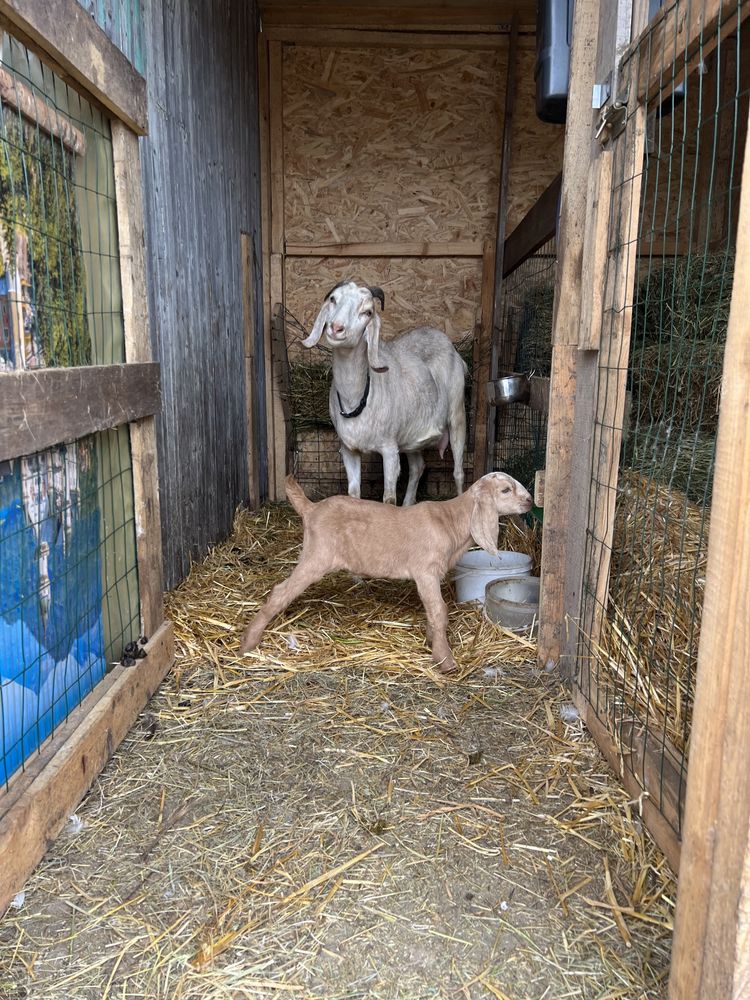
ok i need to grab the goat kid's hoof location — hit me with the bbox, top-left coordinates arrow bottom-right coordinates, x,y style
435,656 -> 458,675
239,630 -> 260,656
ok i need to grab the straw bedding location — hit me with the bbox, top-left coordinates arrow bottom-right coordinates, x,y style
0,504 -> 674,999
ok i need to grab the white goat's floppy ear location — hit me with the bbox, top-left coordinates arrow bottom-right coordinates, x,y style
469,486 -> 499,556
302,300 -> 329,348
365,311 -> 389,373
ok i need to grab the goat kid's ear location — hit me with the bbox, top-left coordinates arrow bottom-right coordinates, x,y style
365,310 -> 389,373
469,491 -> 500,556
302,299 -> 329,348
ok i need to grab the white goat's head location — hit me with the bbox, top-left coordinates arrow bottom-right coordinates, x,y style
302,281 -> 388,372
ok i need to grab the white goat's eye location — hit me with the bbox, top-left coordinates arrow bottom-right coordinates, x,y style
502,486 -> 511,494
363,309 -> 373,318
329,296 -> 336,305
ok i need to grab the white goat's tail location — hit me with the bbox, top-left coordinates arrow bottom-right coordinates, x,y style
285,476 -> 314,517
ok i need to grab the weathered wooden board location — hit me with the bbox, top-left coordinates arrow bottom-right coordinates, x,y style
0,363 -> 160,461
668,90 -> 750,1000
0,66 -> 85,154
260,1 -> 538,32
139,0 -> 264,588
74,0 -> 145,74
0,623 -> 174,914
0,0 -> 147,133
502,172 -> 561,277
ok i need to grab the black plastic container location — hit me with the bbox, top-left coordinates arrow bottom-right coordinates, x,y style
535,0 -> 575,124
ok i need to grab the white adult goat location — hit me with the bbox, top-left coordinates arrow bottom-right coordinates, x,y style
302,280 -> 467,505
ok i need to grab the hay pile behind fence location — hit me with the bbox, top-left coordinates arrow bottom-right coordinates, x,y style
593,470 -> 709,755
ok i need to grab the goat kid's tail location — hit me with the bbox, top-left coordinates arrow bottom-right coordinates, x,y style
285,475 -> 314,517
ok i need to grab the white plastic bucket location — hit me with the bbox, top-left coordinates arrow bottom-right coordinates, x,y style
451,550 -> 533,604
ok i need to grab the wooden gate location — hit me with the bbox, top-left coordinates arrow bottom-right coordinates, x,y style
539,0 -> 750,994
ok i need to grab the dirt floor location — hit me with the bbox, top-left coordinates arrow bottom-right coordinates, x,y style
0,505 -> 674,999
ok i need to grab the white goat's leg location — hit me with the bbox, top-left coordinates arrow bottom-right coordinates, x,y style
415,574 -> 456,673
240,561 -> 326,654
403,451 -> 425,506
449,399 -> 467,495
340,445 -> 362,498
381,447 -> 400,505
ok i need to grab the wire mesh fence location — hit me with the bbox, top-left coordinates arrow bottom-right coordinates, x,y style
0,35 -> 140,787
575,5 -> 747,837
492,239 -> 557,492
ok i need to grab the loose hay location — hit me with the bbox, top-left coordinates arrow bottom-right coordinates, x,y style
590,471 -> 709,757
0,504 -> 674,999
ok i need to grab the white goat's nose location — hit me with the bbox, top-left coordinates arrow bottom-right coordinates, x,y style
330,321 -> 345,335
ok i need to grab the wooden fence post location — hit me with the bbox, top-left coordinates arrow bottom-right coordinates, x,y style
536,0 -> 603,672
669,93 -> 750,1000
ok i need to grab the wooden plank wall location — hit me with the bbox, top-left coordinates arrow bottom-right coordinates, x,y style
139,0 -> 266,589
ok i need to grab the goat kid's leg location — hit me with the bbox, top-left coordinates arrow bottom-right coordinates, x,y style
340,445 -> 362,499
415,574 -> 457,674
240,561 -> 326,654
403,451 -> 425,506
381,446 -> 401,505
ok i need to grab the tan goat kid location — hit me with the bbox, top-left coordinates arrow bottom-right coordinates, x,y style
240,472 -> 533,673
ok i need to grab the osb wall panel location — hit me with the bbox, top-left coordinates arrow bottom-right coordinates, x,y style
283,42 -> 564,246
283,45 -> 506,245
285,256 -> 482,361
506,46 -> 565,233
281,39 -> 564,357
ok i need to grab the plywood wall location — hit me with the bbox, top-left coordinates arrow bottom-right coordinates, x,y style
280,38 -> 564,351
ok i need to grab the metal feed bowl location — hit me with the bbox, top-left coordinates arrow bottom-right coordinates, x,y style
488,373 -> 531,405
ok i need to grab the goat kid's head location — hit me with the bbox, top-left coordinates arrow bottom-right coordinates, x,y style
302,281 -> 388,372
469,473 -> 533,555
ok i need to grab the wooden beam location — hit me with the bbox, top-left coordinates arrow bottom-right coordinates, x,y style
242,232 -> 261,510
572,687 -> 681,872
502,173 -> 561,278
582,102 -> 648,645
0,363 -> 160,461
0,622 -> 174,914
258,35 -> 275,502
577,150 -> 613,350
0,66 -> 85,155
112,122 -> 164,638
271,304 -> 294,478
260,3 -> 538,32
668,94 -> 750,1000
472,240 -> 496,478
266,40 -> 289,500
270,41 -> 285,258
528,375 -> 550,413
0,0 -> 147,135
285,241 -> 484,258
266,27 -> 519,47
486,17 -> 518,470
534,469 -> 545,507
537,0 -> 603,671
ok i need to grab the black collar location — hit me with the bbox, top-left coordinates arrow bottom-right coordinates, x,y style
337,372 -> 370,418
